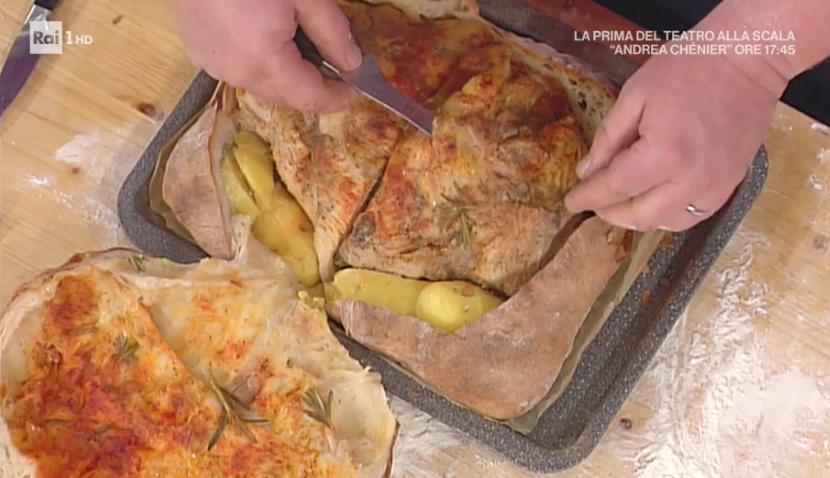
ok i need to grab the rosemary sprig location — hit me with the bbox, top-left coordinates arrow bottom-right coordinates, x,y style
436,182 -> 479,248
206,371 -> 267,451
115,332 -> 139,363
127,254 -> 146,272
207,409 -> 229,451
219,383 -> 250,411
438,195 -> 475,248
302,387 -> 333,430
242,417 -> 270,424
95,424 -> 112,436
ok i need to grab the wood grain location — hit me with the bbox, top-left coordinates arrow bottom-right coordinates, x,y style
1,0 -> 828,477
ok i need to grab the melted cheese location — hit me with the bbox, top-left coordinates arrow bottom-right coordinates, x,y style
0,255 -> 395,478
340,1 -> 495,105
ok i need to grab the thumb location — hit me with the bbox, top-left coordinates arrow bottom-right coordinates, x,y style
294,0 -> 363,71
578,88 -> 643,179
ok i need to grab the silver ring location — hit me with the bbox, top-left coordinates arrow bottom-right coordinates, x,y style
685,204 -> 707,217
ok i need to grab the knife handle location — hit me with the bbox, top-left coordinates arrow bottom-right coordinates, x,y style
293,27 -> 340,79
35,0 -> 62,11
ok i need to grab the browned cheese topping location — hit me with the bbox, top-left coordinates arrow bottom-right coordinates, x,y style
0,268 -> 358,478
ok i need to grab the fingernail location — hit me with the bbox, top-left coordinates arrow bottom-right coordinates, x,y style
345,41 -> 363,70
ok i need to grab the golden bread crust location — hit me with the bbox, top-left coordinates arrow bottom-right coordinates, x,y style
331,218 -> 632,419
0,246 -> 397,477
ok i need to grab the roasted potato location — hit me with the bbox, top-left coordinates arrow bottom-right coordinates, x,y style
325,269 -> 429,317
220,149 -> 261,218
414,281 -> 504,332
233,137 -> 275,209
252,185 -> 320,287
234,130 -> 270,154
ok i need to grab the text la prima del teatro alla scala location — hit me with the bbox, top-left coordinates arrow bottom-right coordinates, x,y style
576,30 -> 796,43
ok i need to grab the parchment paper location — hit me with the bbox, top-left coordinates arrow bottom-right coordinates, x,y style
147,82 -> 225,245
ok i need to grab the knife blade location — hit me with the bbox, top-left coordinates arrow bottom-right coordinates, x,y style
0,0 -> 63,119
293,27 -> 434,136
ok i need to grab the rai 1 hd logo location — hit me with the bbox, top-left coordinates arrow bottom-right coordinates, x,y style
29,20 -> 93,55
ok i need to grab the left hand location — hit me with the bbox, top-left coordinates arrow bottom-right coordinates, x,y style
564,44 -> 785,232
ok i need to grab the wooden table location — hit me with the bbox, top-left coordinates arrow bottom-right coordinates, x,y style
1,1 -> 829,476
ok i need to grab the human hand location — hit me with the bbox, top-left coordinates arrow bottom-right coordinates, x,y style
173,0 -> 362,113
564,45 -> 785,232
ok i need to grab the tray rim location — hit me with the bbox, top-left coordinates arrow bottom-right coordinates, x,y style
115,4 -> 770,472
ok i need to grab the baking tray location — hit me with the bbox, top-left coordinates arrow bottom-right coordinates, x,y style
116,1 -> 768,473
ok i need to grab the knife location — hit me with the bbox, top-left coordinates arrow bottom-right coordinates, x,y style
293,27 -> 434,136
0,0 -> 63,119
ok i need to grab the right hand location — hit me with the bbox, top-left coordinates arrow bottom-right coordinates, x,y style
172,0 -> 363,113
563,47 -> 783,232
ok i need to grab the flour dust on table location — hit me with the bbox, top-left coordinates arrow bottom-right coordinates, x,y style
602,230 -> 830,478
23,123 -> 153,249
809,175 -> 827,191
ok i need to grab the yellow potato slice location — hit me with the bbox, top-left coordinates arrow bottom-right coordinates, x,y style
219,149 -> 260,218
234,130 -> 271,154
414,281 -> 504,333
233,143 -> 275,210
252,187 -> 320,287
326,269 -> 429,317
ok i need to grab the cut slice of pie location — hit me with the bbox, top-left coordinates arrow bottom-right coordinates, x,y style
0,246 -> 397,478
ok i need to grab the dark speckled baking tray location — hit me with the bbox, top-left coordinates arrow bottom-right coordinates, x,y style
116,0 -> 768,473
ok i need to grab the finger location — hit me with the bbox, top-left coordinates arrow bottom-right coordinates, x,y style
212,61 -> 292,108
304,78 -> 359,114
594,183 -> 680,232
241,77 -> 291,109
595,174 -> 726,232
295,0 -> 363,71
264,41 -> 359,113
577,87 -> 644,179
654,174 -> 742,232
232,68 -> 353,115
564,140 -> 670,213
